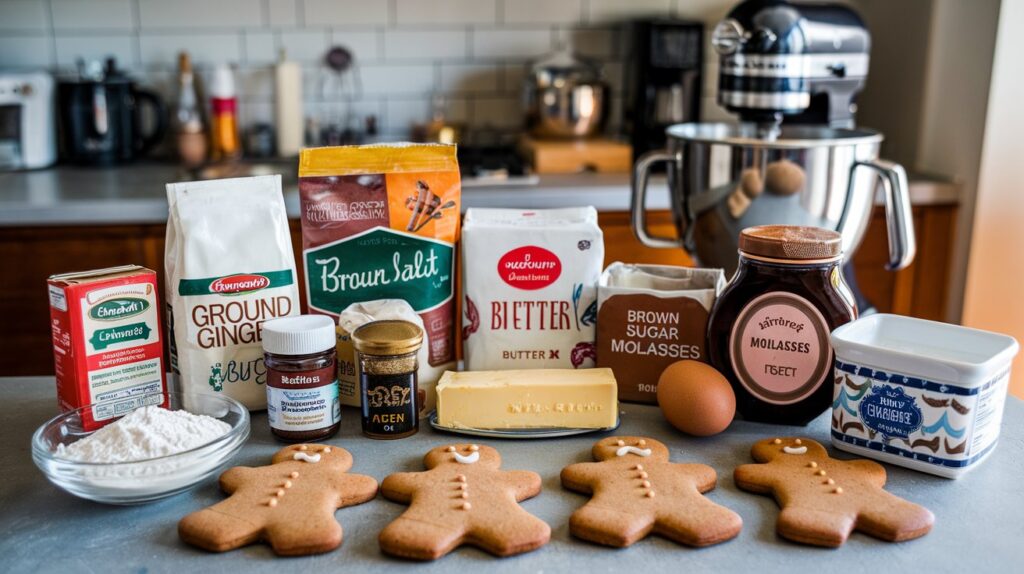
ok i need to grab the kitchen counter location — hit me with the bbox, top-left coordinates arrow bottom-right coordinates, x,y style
0,163 -> 959,227
1,376 -> 1019,573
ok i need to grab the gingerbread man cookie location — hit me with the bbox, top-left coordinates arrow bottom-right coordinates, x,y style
561,436 -> 742,548
734,437 -> 934,547
379,443 -> 550,560
179,444 -> 378,556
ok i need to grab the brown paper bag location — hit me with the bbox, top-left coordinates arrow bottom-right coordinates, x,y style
596,263 -> 724,404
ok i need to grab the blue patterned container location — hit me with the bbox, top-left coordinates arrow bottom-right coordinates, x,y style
830,314 -> 1018,478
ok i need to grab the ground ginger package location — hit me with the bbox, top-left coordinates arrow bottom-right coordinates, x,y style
298,144 -> 460,381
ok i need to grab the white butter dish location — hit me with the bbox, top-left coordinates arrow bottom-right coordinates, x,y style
830,313 -> 1018,478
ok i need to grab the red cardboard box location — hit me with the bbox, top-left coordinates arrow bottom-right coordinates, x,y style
48,265 -> 167,428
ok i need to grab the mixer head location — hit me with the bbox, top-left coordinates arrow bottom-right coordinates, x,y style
711,0 -> 870,137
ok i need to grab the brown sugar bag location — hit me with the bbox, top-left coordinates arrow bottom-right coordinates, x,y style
596,263 -> 724,403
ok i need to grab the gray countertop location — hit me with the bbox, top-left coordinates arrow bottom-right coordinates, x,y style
1,376 -> 1019,573
0,163 -> 959,227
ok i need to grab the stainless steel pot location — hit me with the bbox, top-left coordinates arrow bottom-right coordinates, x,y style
524,50 -> 608,139
631,123 -> 915,275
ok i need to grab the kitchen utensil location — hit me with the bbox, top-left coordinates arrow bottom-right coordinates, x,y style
524,49 -> 608,139
32,391 -> 249,505
0,71 -> 56,170
632,123 -> 915,276
57,58 -> 166,166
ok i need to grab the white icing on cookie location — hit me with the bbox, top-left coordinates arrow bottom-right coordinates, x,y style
293,452 -> 322,463
453,451 -> 480,464
783,446 -> 808,455
616,446 -> 652,457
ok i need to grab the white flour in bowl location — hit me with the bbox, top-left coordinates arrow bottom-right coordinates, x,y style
56,405 -> 230,463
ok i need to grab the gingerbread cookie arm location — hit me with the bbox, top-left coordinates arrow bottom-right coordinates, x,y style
570,502 -> 655,547
379,514 -> 465,560
841,459 -> 888,488
499,470 -> 542,501
733,463 -> 779,494
560,462 -> 603,494
329,473 -> 379,507
218,466 -> 256,494
468,507 -> 551,556
672,462 -> 717,493
264,516 -> 343,556
380,471 -> 426,504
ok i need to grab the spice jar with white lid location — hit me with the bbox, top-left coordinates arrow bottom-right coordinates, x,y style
262,315 -> 340,442
707,225 -> 857,425
352,320 -> 423,440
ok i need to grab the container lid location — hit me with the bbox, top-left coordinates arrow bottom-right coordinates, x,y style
739,225 -> 842,260
352,320 -> 424,356
262,315 -> 336,355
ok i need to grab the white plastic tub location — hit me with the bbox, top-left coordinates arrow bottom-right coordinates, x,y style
830,314 -> 1018,478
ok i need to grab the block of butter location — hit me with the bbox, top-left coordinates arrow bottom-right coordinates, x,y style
436,368 -> 618,430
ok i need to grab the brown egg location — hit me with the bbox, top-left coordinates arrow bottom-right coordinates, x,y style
657,360 -> 736,436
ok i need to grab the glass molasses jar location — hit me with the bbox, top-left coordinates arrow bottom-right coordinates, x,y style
707,225 -> 857,425
352,320 -> 423,439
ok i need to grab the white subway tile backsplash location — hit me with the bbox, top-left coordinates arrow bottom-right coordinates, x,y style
471,97 -> 523,129
304,0 -> 388,26
55,35 -> 137,67
331,30 -> 381,63
0,36 -> 54,68
239,101 -> 274,126
0,1 -> 49,31
384,97 -> 430,136
396,0 -> 497,26
440,63 -> 498,93
267,0 -> 299,27
568,27 -> 618,59
140,34 -> 242,66
51,0 -> 135,31
587,0 -> 672,22
3,0 -> 732,133
280,30 -> 329,63
503,0 -> 581,25
385,30 -> 467,61
245,31 -> 278,65
360,64 -> 435,95
138,0 -> 263,29
472,28 -> 551,60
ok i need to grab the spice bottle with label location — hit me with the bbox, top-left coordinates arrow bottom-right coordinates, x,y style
352,320 -> 423,439
707,225 -> 856,425
262,315 -> 341,442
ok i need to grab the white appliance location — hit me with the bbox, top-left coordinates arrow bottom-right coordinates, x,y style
0,72 -> 57,170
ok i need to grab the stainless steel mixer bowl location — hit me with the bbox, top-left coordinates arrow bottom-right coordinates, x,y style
631,123 -> 915,276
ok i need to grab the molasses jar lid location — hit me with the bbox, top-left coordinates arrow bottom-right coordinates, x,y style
738,225 -> 842,262
352,320 -> 424,357
262,315 -> 336,355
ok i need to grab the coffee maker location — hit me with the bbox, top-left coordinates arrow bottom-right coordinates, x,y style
623,19 -> 704,160
632,0 -> 915,312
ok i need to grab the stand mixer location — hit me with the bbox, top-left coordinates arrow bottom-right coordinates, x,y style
631,0 -> 915,311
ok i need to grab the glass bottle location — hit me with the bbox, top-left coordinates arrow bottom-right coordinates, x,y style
352,320 -> 423,439
707,225 -> 857,425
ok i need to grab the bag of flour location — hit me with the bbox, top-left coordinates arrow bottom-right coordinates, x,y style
462,207 -> 604,371
596,263 -> 724,404
335,299 -> 439,414
165,175 -> 300,410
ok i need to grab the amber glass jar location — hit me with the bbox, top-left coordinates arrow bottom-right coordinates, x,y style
352,320 -> 423,440
707,225 -> 857,425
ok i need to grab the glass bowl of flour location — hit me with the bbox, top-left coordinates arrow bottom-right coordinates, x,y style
32,392 -> 250,505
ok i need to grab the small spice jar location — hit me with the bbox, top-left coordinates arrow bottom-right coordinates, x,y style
707,225 -> 857,426
352,320 -> 423,440
262,315 -> 341,442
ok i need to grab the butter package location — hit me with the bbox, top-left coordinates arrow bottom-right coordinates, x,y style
48,265 -> 167,428
462,207 -> 604,371
436,368 -> 618,430
596,263 -> 724,403
335,299 -> 438,414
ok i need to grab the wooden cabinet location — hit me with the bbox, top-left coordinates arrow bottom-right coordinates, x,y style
0,205 -> 956,377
